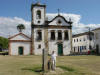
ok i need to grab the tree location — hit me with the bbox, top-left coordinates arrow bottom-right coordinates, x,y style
17,24 -> 25,32
0,36 -> 8,49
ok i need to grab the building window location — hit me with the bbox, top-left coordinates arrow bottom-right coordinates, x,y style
84,38 -> 85,41
74,47 -> 76,52
57,19 -> 62,25
77,39 -> 78,42
84,46 -> 86,50
80,39 -> 81,42
37,30 -> 42,41
74,39 -> 75,42
38,21 -> 41,24
78,46 -> 80,52
80,46 -> 82,52
38,44 -> 41,49
50,30 -> 55,40
64,30 -> 69,40
58,31 -> 62,40
82,46 -> 84,50
89,35 -> 92,41
36,10 -> 41,19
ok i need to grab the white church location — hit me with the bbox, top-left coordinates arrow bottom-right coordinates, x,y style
8,2 -> 73,55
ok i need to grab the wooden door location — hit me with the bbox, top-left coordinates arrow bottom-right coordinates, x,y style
18,47 -> 23,55
58,44 -> 63,55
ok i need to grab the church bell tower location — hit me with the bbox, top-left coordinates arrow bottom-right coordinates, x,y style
31,2 -> 46,55
31,2 -> 46,25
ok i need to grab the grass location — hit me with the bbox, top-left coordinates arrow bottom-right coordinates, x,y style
0,55 -> 100,75
57,66 -> 75,72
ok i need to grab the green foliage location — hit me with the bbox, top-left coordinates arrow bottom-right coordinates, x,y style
17,24 -> 25,32
0,36 -> 8,49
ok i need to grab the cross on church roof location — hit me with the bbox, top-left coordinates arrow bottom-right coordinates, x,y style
57,9 -> 60,15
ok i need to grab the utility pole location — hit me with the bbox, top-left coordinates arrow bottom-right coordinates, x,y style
86,27 -> 91,50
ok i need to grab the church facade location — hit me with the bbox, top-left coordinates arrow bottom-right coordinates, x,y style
8,2 -> 72,55
31,3 -> 72,55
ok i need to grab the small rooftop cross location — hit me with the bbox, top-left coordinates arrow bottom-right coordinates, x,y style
57,9 -> 60,15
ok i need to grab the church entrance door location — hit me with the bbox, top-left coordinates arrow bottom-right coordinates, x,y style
58,43 -> 63,55
18,47 -> 23,55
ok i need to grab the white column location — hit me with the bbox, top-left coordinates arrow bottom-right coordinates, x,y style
62,30 -> 64,41
55,30 -> 58,41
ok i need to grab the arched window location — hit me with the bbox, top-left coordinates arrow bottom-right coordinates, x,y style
36,10 -> 41,19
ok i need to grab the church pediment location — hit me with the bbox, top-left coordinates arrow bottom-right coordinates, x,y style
9,33 -> 30,41
48,15 -> 71,26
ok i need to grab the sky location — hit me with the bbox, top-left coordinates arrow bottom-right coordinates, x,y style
0,0 -> 100,37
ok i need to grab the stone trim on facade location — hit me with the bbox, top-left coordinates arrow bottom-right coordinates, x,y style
32,25 -> 72,29
8,33 -> 31,39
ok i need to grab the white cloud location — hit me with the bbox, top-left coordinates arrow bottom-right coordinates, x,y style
46,13 -> 81,25
0,17 -> 31,38
0,13 -> 100,37
47,13 -> 100,34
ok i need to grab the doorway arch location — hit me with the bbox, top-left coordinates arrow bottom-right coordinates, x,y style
18,46 -> 24,55
58,43 -> 63,55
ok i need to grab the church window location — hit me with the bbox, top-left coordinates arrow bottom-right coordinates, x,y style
64,30 -> 69,40
38,44 -> 41,49
58,30 -> 62,40
57,19 -> 62,25
37,30 -> 42,41
36,10 -> 41,19
38,21 -> 41,24
74,47 -> 76,52
77,39 -> 78,42
74,39 -> 75,42
50,30 -> 55,40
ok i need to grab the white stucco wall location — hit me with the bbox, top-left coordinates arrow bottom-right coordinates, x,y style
94,29 -> 100,53
11,35 -> 30,40
10,42 -> 31,55
9,34 -> 31,55
33,28 -> 45,55
49,17 -> 69,26
72,34 -> 95,53
33,28 -> 72,55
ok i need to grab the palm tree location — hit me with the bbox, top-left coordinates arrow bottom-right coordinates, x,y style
17,24 -> 25,32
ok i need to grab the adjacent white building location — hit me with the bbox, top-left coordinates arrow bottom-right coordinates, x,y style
93,28 -> 100,54
72,32 -> 95,54
8,33 -> 31,55
8,2 -> 73,55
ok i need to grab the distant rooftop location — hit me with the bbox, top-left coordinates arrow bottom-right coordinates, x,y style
73,32 -> 94,38
92,27 -> 100,31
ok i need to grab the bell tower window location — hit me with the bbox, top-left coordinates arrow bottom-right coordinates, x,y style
36,10 -> 41,19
